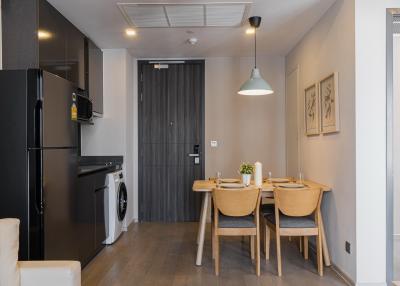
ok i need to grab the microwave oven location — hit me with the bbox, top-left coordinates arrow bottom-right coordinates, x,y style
74,92 -> 93,122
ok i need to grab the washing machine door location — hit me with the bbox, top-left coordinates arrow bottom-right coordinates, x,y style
117,182 -> 127,221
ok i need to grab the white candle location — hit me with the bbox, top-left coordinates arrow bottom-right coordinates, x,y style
254,162 -> 263,187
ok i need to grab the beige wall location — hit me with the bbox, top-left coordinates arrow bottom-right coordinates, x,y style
286,0 -> 356,280
205,56 -> 286,179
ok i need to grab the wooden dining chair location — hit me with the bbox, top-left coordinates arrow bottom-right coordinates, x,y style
265,187 -> 323,277
212,186 -> 261,276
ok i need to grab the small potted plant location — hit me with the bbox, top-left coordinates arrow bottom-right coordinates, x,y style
239,163 -> 254,186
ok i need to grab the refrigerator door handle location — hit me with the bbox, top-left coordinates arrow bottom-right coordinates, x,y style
31,149 -> 44,216
34,99 -> 43,148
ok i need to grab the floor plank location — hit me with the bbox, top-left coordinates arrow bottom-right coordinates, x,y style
83,223 -> 346,286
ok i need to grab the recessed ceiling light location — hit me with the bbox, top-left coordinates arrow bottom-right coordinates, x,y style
125,28 -> 137,37
246,28 -> 255,35
38,30 -> 52,40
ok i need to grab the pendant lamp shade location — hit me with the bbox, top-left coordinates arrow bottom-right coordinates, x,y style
238,16 -> 274,96
238,68 -> 273,96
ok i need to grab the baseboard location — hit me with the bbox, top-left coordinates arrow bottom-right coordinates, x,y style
355,283 -> 387,286
308,242 -> 355,286
331,263 -> 355,286
123,216 -> 137,231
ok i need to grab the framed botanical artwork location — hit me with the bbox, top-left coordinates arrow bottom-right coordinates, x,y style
319,72 -> 340,133
304,83 -> 319,136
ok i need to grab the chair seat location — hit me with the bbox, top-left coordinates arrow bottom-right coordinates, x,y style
266,213 -> 316,228
261,204 -> 274,215
218,214 -> 256,228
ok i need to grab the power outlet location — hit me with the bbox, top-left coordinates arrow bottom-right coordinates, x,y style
345,241 -> 351,254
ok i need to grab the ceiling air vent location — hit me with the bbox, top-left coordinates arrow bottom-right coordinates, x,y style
118,2 -> 252,28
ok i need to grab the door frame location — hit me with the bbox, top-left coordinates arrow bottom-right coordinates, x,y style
387,9 -> 397,284
137,59 -> 205,222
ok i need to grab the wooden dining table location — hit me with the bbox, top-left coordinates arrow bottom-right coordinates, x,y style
192,179 -> 332,267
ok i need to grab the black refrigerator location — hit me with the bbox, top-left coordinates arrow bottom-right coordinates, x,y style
0,69 -> 79,260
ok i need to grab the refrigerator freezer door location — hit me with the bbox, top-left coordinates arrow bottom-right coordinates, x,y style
42,148 -> 79,260
42,71 -> 78,148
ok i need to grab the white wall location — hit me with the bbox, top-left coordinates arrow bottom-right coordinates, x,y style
205,56 -> 286,178
81,49 -> 136,226
286,0 -> 356,280
355,1 -> 400,285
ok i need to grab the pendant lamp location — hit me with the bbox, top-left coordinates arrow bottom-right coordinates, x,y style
238,16 -> 274,96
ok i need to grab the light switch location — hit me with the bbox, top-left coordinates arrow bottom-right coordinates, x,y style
211,140 -> 218,148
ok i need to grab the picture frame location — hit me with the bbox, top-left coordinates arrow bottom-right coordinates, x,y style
319,72 -> 340,134
304,83 -> 319,136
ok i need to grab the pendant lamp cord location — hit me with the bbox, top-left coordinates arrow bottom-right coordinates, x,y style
254,27 -> 257,68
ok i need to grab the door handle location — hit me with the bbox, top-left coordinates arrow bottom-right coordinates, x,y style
188,153 -> 199,157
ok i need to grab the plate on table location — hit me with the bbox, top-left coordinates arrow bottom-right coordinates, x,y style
276,183 -> 305,188
267,178 -> 290,183
220,178 -> 240,184
219,183 -> 246,189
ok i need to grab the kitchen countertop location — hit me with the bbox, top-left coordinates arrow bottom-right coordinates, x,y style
78,156 -> 123,176
78,165 -> 111,176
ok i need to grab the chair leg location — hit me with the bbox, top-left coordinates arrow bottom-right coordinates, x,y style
250,236 -> 255,260
256,226 -> 261,276
212,223 -> 215,260
303,236 -> 309,260
215,235 -> 220,276
264,226 -> 270,261
317,232 -> 323,276
276,231 -> 282,277
299,236 -> 303,253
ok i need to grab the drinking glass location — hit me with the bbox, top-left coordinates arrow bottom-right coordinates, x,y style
216,171 -> 222,184
298,172 -> 304,184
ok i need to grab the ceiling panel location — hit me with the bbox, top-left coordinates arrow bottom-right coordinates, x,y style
206,4 -> 246,26
165,5 -> 204,27
123,5 -> 168,27
118,2 -> 251,28
47,0 -> 338,57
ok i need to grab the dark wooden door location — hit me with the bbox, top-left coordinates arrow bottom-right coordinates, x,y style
139,61 -> 204,222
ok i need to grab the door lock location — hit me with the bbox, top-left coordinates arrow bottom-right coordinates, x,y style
188,144 -> 201,165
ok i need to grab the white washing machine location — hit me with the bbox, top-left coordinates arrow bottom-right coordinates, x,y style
104,170 -> 128,245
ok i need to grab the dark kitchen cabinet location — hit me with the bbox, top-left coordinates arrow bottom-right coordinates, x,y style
38,0 -> 67,80
95,187 -> 107,248
86,39 -> 103,116
2,0 -> 86,90
76,174 -> 95,265
66,25 -> 86,89
77,170 -> 108,266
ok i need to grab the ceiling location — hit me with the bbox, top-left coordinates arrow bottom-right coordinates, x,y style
47,0 -> 337,58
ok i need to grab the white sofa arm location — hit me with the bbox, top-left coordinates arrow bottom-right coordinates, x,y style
19,261 -> 81,286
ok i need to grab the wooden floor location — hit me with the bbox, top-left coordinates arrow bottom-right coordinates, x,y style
83,223 -> 347,286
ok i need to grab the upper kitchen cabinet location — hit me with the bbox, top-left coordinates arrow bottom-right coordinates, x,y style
38,0 -> 68,80
86,39 -> 103,116
2,0 -> 86,90
66,25 -> 86,89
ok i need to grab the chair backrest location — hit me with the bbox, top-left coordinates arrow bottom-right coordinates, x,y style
213,187 -> 260,217
274,187 -> 322,217
0,218 -> 20,286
